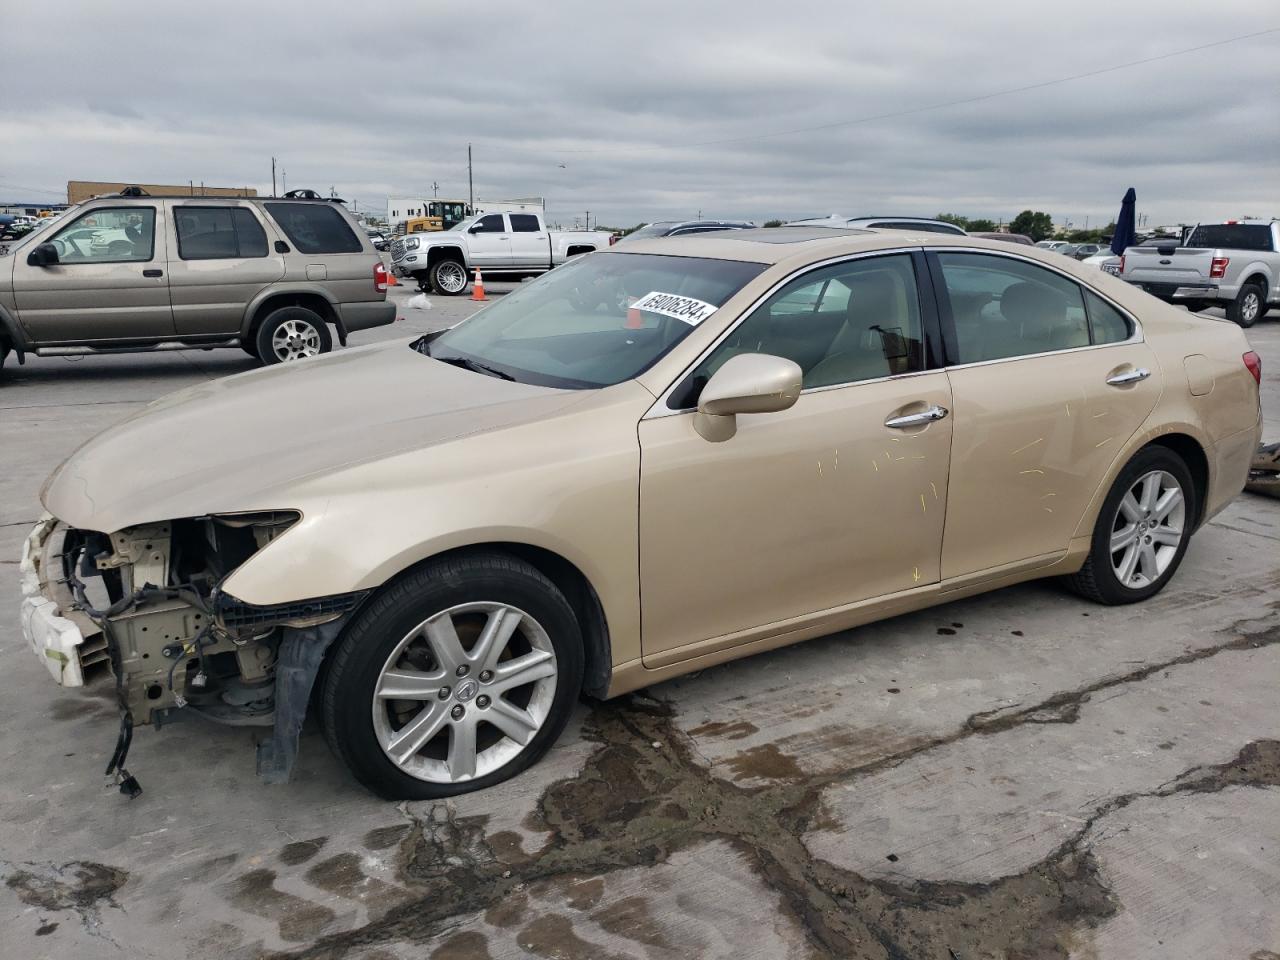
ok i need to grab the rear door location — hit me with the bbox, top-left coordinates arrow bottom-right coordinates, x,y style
508,213 -> 549,269
929,249 -> 1160,579
11,204 -> 173,342
166,202 -> 284,336
466,213 -> 513,269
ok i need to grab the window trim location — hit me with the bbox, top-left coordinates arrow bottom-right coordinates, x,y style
172,203 -> 269,261
46,205 -> 158,265
649,248 -> 941,417
924,247 -> 1143,371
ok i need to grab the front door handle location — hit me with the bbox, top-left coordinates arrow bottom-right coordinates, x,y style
142,269 -> 163,277
885,404 -> 949,429
1106,367 -> 1150,386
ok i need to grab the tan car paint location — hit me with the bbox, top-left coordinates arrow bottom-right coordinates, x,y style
37,230 -> 1262,701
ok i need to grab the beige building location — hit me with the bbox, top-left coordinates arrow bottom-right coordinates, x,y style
67,181 -> 257,204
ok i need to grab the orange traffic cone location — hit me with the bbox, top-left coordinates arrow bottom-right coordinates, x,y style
471,269 -> 487,301
625,307 -> 643,329
386,271 -> 400,286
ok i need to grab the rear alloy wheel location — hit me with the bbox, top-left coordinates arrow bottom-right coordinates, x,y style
1227,283 -> 1264,328
430,259 -> 469,296
322,553 -> 583,799
255,306 -> 332,365
1065,447 -> 1196,604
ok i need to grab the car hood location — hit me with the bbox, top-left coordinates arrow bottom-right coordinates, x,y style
41,339 -> 589,533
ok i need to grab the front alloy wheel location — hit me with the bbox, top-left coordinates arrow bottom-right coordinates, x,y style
430,259 -> 469,296
371,602 -> 558,783
323,552 -> 584,799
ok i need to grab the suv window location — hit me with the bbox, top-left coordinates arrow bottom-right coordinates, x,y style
473,214 -> 507,234
49,207 -> 155,263
937,253 -> 1091,363
1185,224 -> 1273,252
175,206 -> 269,259
264,202 -> 361,254
681,254 -> 925,400
510,214 -> 541,233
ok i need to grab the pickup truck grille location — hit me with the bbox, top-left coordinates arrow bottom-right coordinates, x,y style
390,240 -> 406,260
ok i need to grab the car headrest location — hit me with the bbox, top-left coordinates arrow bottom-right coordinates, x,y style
847,272 -> 899,327
999,282 -> 1066,328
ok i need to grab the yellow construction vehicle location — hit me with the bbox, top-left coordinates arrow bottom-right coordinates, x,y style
405,200 -> 472,233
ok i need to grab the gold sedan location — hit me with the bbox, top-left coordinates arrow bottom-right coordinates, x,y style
26,228 -> 1263,798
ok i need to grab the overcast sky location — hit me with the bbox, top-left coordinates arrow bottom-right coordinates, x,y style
2,1 -> 1276,229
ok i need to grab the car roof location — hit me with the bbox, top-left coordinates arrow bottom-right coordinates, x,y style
608,226 -> 1082,266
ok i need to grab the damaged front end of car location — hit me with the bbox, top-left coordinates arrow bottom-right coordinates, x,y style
21,511 -> 368,797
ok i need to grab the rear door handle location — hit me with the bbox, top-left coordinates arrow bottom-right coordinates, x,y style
885,404 -> 949,429
1106,367 -> 1150,386
142,269 -> 163,277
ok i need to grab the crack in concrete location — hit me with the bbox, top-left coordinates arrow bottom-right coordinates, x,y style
265,618 -> 1280,960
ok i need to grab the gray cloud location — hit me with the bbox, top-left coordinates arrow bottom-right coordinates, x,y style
2,0 -> 1276,228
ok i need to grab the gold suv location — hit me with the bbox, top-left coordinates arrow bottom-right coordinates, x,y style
20,228 -> 1262,798
0,189 -> 394,375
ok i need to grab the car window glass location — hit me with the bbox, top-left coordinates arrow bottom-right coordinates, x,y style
473,214 -> 506,233
1185,224 -> 1272,252
49,207 -> 155,263
263,202 -> 361,254
175,206 -> 269,259
1085,290 -> 1131,345
679,254 -> 925,402
510,214 -> 540,233
937,253 -> 1090,363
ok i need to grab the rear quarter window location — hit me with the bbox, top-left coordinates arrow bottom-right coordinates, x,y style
264,203 -> 362,254
1185,225 -> 1273,252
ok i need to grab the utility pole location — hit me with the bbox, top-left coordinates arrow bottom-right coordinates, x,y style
585,211 -> 590,231
271,157 -> 277,197
467,144 -> 474,210
282,170 -> 287,194
432,181 -> 439,198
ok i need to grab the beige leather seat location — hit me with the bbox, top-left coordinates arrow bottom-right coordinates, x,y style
806,274 -> 900,385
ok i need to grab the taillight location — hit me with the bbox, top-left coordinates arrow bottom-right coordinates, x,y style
609,234 -> 619,246
1243,351 -> 1261,384
1210,257 -> 1229,279
1118,254 -> 1125,275
373,261 -> 389,292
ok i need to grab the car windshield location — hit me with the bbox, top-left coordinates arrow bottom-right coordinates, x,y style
615,222 -> 677,244
422,252 -> 766,388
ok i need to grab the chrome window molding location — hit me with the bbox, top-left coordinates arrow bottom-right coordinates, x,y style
642,244 -> 1146,420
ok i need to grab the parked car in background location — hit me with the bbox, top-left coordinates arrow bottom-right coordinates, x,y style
615,220 -> 755,243
1035,240 -> 1074,254
390,211 -> 611,295
367,229 -> 390,251
1119,220 -> 1280,326
21,228 -> 1261,798
0,189 -> 394,376
1071,243 -> 1103,260
786,215 -> 966,236
969,232 -> 1034,246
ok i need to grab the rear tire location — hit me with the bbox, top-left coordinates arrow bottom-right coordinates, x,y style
1227,283 -> 1263,328
429,259 -> 469,297
322,552 -> 584,800
254,306 -> 332,365
1064,446 -> 1197,605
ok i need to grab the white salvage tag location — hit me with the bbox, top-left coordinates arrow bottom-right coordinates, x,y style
631,291 -> 719,326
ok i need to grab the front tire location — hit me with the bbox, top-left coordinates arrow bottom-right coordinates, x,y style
254,306 -> 332,365
429,259 -> 469,297
322,552 -> 584,800
1064,446 -> 1197,605
1227,283 -> 1264,328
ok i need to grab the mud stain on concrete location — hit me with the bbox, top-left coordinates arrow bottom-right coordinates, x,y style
591,895 -> 673,951
280,838 -> 328,866
362,825 -> 409,851
305,852 -> 412,916
6,860 -> 127,913
224,868 -> 335,942
265,621 -> 1280,960
430,930 -> 494,959
688,719 -> 759,740
723,742 -> 805,782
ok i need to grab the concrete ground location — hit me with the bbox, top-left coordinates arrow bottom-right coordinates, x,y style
1,286 -> 1278,960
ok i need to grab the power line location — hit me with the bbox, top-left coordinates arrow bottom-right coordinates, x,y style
558,26 -> 1280,154
0,182 -> 65,198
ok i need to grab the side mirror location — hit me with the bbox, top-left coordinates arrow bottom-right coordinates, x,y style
694,353 -> 803,442
27,242 -> 59,267
468,224 -> 483,234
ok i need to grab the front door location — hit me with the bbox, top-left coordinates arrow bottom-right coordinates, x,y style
466,213 -> 513,269
930,250 -> 1161,579
639,252 -> 953,664
11,205 -> 173,342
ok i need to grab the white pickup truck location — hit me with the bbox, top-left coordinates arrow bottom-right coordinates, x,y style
1119,220 -> 1279,328
390,211 -> 612,295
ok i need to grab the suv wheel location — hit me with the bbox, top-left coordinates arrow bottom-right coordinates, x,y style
255,306 -> 332,364
322,552 -> 584,799
430,259 -> 469,296
1227,283 -> 1264,328
1064,446 -> 1196,605
0,341 -> 8,382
